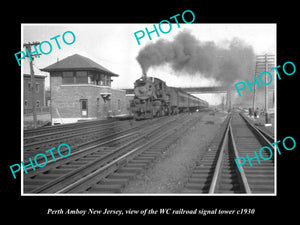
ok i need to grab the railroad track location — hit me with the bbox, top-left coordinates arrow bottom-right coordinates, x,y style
239,113 -> 274,144
24,113 -> 205,194
183,111 -> 275,194
23,119 -> 153,160
24,120 -> 119,144
24,118 -> 117,138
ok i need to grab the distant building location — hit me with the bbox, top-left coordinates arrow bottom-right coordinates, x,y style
23,74 -> 46,109
41,54 -> 127,124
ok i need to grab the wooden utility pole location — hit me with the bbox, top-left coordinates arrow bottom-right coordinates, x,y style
23,42 -> 40,129
254,54 -> 274,124
253,63 -> 258,113
227,89 -> 231,112
264,53 -> 269,124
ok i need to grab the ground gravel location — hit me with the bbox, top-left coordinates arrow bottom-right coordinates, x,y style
123,111 -> 228,193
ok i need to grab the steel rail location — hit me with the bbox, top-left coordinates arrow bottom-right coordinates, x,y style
25,116 -> 179,173
239,113 -> 274,144
55,115 -> 200,194
24,132 -> 138,174
24,121 -> 118,142
231,112 -> 275,193
24,122 -> 131,149
25,116 -> 181,193
29,133 -> 147,193
208,116 -> 251,194
24,118 -> 116,137
239,113 -> 274,162
55,126 -> 177,193
228,123 -> 251,194
208,117 -> 230,193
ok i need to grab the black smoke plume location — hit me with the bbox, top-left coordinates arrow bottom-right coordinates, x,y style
136,30 -> 256,88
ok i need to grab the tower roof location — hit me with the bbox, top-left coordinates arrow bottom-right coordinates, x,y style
41,54 -> 119,77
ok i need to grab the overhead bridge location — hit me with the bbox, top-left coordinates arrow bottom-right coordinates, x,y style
178,87 -> 232,111
174,86 -> 229,93
124,86 -> 230,95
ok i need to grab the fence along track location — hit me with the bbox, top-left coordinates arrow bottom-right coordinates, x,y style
183,112 -> 275,194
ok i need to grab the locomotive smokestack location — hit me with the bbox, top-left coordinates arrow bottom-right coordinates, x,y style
142,70 -> 147,78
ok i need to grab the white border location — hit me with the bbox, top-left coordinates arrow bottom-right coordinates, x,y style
20,23 -> 277,196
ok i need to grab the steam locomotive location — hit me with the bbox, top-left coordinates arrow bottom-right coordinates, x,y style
131,76 -> 209,120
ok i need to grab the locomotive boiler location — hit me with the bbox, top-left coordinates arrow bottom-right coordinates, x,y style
131,75 -> 208,120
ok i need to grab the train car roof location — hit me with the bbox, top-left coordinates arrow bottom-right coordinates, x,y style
170,86 -> 199,97
170,86 -> 209,105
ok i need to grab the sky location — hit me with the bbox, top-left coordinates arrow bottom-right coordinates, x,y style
21,23 -> 276,105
